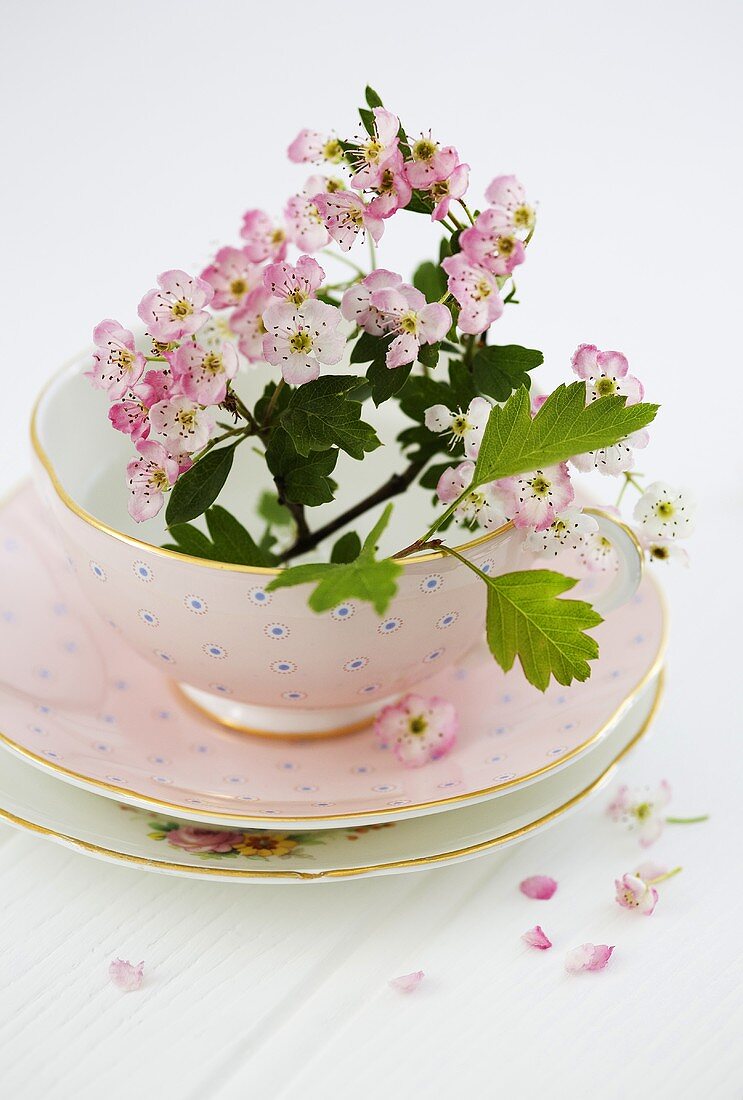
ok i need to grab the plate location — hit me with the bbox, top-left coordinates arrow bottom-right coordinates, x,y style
0,483 -> 666,828
0,671 -> 663,882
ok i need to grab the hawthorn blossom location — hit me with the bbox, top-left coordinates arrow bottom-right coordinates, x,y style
460,208 -> 526,276
199,246 -> 261,310
424,397 -> 492,459
641,535 -> 690,567
87,320 -> 146,400
240,209 -> 289,263
341,269 -> 402,335
262,299 -> 345,385
284,193 -> 331,252
565,944 -> 614,974
170,341 -> 239,406
571,345 -> 644,404
108,369 -> 171,442
498,464 -> 574,531
109,959 -> 144,992
522,926 -> 553,950
374,693 -> 458,768
368,285 -> 451,368
350,107 -> 400,189
263,255 -> 325,305
137,270 -> 214,343
607,780 -> 672,847
389,971 -> 425,993
441,253 -> 504,334
571,430 -> 649,476
427,161 -> 469,222
519,875 -> 558,900
230,286 -> 272,362
485,175 -> 536,233
287,129 -> 343,165
615,872 -> 659,915
126,440 -> 179,522
367,151 -> 412,219
523,507 -> 599,556
436,461 -> 509,531
404,134 -> 459,189
149,395 -> 216,455
579,530 -> 619,572
314,190 -> 384,251
633,483 -> 695,540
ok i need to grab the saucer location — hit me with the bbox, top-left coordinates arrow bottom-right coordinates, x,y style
0,483 -> 666,829
0,670 -> 663,882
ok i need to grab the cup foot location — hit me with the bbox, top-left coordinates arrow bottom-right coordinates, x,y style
175,683 -> 396,740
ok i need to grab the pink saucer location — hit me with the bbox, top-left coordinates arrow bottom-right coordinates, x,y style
0,484 -> 666,828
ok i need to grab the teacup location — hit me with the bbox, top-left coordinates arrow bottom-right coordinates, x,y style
31,356 -> 643,738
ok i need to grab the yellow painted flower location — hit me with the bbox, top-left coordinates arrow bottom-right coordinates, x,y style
234,833 -> 298,858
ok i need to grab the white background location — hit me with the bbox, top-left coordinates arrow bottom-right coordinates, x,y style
0,1 -> 741,1097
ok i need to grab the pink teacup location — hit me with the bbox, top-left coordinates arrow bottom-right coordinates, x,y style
31,357 -> 643,737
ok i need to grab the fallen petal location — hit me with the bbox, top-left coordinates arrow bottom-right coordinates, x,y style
522,925 -> 552,950
566,943 -> 614,973
109,958 -> 144,992
519,875 -> 558,900
635,860 -> 667,882
389,970 -> 424,993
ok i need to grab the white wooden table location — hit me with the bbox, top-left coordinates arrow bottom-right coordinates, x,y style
1,2 -> 740,1096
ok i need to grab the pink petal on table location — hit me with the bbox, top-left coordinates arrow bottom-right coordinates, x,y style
565,944 -> 614,974
108,958 -> 145,992
389,970 -> 425,993
519,875 -> 558,900
522,925 -> 552,950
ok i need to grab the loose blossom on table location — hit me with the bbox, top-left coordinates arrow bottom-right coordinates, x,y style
389,970 -> 425,993
565,944 -> 614,974
608,781 -> 708,846
522,926 -> 553,950
374,694 -> 458,768
108,959 -> 144,992
519,875 -> 558,900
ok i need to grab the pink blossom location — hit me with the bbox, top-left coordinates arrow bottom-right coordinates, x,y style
230,286 -> 272,362
522,926 -> 553,950
498,464 -> 574,532
87,320 -> 146,400
240,209 -> 289,263
607,780 -> 672,847
615,872 -> 659,915
523,507 -> 599,556
565,944 -> 614,974
424,397 -> 492,459
166,826 -> 239,853
200,246 -> 261,311
485,175 -> 536,232
171,341 -> 238,406
460,208 -> 526,276
263,255 -> 325,305
633,483 -> 695,541
108,959 -> 144,992
341,269 -> 402,335
404,135 -> 459,189
287,129 -> 343,165
137,270 -> 214,343
428,161 -> 470,222
284,191 -> 332,253
367,151 -> 413,219
579,529 -> 620,573
149,395 -> 215,455
571,345 -> 644,405
314,191 -> 384,252
571,430 -> 649,477
368,285 -> 450,368
389,970 -> 425,993
262,299 -> 345,386
350,107 -> 400,189
436,461 -> 509,531
108,369 -> 172,442
441,253 -> 504,335
519,875 -> 558,900
375,693 -> 458,768
126,440 -> 179,522
641,535 -> 690,567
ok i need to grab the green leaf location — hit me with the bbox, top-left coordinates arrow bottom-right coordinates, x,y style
366,358 -> 412,405
280,376 -> 381,459
254,380 -> 291,424
472,344 -> 543,402
165,444 -> 237,526
399,375 -> 454,422
474,383 -> 659,485
265,428 -> 339,507
266,504 -> 402,615
205,505 -> 277,567
166,523 -> 214,558
257,491 -> 293,528
350,330 -> 384,364
365,85 -> 384,108
484,570 -> 602,690
405,189 -> 434,216
359,106 -> 375,136
331,531 -> 362,563
417,342 -> 440,370
419,461 -> 452,490
413,261 -> 447,304
447,360 -> 478,407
